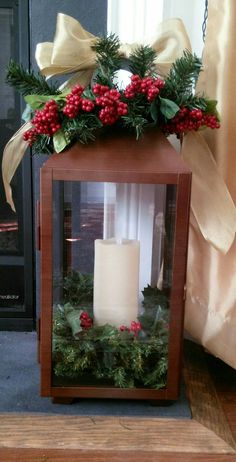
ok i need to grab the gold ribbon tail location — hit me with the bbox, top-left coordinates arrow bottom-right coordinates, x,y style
181,131 -> 236,254
2,121 -> 32,212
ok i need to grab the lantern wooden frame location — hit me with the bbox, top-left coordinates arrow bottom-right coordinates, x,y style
39,130 -> 191,403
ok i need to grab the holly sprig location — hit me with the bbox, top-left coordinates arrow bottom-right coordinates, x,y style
6,35 -> 220,154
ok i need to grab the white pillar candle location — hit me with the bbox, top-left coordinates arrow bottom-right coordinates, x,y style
93,238 -> 140,326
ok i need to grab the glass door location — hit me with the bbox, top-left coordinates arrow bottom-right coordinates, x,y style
51,180 -> 176,390
0,0 -> 34,330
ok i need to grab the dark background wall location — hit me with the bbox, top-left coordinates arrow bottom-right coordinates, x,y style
30,0 -> 108,318
30,0 -> 107,70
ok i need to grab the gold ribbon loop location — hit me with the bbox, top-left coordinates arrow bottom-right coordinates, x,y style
35,13 -> 97,77
119,18 -> 191,76
36,14 -> 191,80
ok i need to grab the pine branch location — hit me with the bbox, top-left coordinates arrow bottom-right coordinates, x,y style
63,114 -> 103,145
177,93 -> 208,110
162,50 -> 203,103
63,270 -> 94,305
129,45 -> 157,78
92,34 -> 121,86
6,60 -> 61,96
122,114 -> 148,139
32,134 -> 54,155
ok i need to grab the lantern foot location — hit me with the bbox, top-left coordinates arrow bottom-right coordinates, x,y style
149,399 -> 175,406
52,397 -> 74,405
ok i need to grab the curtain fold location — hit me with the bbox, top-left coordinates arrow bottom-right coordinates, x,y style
184,0 -> 236,368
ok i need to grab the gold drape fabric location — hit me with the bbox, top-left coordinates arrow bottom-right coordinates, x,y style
184,0 -> 236,368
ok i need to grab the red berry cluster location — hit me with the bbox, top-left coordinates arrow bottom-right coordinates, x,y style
119,320 -> 142,336
23,128 -> 37,146
163,106 -> 220,134
23,99 -> 61,145
63,84 -> 95,118
80,311 -> 93,330
93,83 -> 128,125
33,100 -> 61,135
124,74 -> 165,102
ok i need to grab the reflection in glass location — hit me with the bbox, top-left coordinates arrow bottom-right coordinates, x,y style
0,7 -> 20,253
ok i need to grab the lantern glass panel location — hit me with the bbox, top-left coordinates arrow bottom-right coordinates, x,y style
52,180 -> 177,389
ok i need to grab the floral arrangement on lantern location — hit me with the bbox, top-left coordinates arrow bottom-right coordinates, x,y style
6,34 -> 220,156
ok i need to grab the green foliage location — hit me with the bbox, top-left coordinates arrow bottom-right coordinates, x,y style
53,129 -> 68,153
122,113 -> 149,139
92,34 -> 121,86
24,93 -> 66,110
64,304 -> 83,337
204,98 -> 220,117
129,45 -> 157,78
139,285 -> 169,334
53,313 -> 168,388
62,113 -> 103,145
63,270 -> 94,306
142,284 -> 169,310
159,97 -> 179,119
162,50 -> 203,105
121,91 -> 154,138
6,60 -> 60,96
6,37 -> 220,154
31,134 -> 54,155
52,273 -> 169,389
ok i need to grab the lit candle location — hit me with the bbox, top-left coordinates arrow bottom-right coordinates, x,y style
93,238 -> 140,326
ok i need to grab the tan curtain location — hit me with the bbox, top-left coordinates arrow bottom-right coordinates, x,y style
184,0 -> 236,368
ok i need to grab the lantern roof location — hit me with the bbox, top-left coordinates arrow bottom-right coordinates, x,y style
42,130 -> 191,184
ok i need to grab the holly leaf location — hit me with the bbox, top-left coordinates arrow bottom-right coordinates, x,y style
24,93 -> 66,110
150,101 -> 158,123
53,130 -> 68,153
83,87 -> 96,100
24,94 -> 55,109
205,98 -> 220,118
159,97 -> 179,119
65,308 -> 83,337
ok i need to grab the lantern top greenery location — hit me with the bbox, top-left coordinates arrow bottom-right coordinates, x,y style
6,34 -> 220,155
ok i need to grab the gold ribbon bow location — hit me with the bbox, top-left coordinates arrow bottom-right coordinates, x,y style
2,13 -> 236,252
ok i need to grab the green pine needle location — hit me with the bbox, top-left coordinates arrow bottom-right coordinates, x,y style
63,270 -> 94,305
92,34 -> 121,86
32,134 -> 54,155
6,60 -> 60,96
163,50 -> 203,104
129,45 -> 157,78
63,114 -> 102,145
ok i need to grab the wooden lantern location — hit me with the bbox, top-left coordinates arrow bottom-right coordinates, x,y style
39,130 -> 191,403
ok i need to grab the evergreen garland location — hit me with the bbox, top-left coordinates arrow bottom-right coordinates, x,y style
52,271 -> 169,389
